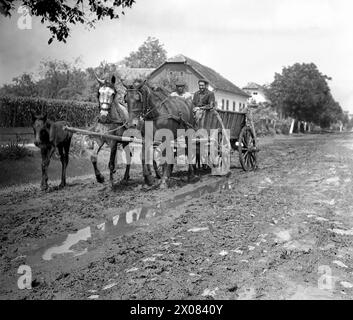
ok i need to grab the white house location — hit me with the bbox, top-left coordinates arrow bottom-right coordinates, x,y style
242,82 -> 269,106
148,55 -> 250,112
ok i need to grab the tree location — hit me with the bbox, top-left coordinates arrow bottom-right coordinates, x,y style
85,61 -> 125,102
268,62 -> 343,127
0,0 -> 135,44
0,73 -> 38,97
319,99 -> 344,129
121,37 -> 167,68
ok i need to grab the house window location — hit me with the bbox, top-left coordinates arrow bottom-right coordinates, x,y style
233,102 -> 236,111
226,100 -> 229,110
222,99 -> 225,109
253,92 -> 258,95
239,102 -> 242,109
180,71 -> 184,76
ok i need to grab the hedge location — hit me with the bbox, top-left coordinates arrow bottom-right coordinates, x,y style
0,95 -> 98,127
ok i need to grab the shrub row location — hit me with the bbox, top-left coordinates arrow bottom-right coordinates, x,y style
0,95 -> 98,127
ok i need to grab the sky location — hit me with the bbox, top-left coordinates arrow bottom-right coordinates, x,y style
1,0 -> 353,111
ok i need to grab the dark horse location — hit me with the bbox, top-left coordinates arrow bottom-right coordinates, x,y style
85,74 -> 131,185
123,80 -> 198,188
31,112 -> 72,191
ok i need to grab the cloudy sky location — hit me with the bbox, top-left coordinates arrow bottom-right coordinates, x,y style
1,0 -> 353,111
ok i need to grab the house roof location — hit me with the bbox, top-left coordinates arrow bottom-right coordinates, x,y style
150,54 -> 250,97
243,82 -> 264,90
116,67 -> 154,81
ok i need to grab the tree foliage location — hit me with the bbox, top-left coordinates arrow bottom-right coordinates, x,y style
121,37 -> 167,68
0,0 -> 135,43
268,62 -> 344,127
0,36 -> 168,103
0,73 -> 38,97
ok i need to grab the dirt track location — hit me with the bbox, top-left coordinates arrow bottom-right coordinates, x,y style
1,133 -> 353,300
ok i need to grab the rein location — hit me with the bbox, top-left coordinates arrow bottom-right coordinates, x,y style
126,86 -> 170,121
126,84 -> 194,129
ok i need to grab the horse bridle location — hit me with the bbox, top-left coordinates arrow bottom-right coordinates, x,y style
125,85 -> 169,120
98,84 -> 117,110
124,87 -> 147,117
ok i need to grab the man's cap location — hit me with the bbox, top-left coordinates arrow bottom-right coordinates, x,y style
198,78 -> 209,85
176,81 -> 186,87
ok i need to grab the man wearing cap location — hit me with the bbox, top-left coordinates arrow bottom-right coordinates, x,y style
192,79 -> 216,125
170,82 -> 192,100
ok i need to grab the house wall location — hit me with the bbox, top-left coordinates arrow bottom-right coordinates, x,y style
149,64 -> 201,93
150,63 -> 248,111
214,90 -> 248,112
243,88 -> 268,104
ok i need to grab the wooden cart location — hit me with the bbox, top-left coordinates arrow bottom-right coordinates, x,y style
152,107 -> 258,177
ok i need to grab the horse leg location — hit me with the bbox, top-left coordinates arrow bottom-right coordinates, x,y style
159,162 -> 171,189
58,138 -> 71,188
58,145 -> 66,188
196,140 -> 201,170
109,140 -> 118,186
160,146 -> 174,189
40,146 -> 54,191
142,142 -> 154,186
122,142 -> 131,183
188,163 -> 200,183
90,141 -> 105,183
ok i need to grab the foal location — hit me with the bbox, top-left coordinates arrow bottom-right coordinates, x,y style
31,112 -> 72,190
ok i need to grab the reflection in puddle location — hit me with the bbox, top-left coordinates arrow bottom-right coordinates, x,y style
39,178 -> 232,261
42,227 -> 91,261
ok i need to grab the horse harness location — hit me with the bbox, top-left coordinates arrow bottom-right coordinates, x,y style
125,86 -> 194,129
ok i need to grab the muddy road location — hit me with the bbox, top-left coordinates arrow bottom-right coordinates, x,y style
1,133 -> 353,300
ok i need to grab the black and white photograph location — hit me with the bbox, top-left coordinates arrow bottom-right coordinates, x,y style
1,0 -> 353,303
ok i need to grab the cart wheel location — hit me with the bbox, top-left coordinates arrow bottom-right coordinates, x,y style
238,126 -> 257,171
209,128 -> 231,175
153,145 -> 174,179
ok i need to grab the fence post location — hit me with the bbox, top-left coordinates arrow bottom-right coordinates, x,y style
289,118 -> 295,135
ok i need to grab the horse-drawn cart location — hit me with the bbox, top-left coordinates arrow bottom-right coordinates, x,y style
64,106 -> 259,178
152,106 -> 259,177
63,74 -> 259,185
206,108 -> 258,172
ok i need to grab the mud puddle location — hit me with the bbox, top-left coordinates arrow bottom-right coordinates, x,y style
23,177 -> 233,265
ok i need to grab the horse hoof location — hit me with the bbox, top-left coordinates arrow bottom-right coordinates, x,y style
160,181 -> 168,189
59,183 -> 65,189
96,175 -> 105,183
144,176 -> 154,187
40,184 -> 48,191
188,176 -> 200,183
120,179 -> 129,185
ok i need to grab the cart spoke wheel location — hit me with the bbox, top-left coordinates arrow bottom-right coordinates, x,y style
238,126 -> 257,171
209,129 -> 231,175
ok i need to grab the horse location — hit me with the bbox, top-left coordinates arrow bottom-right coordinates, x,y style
85,74 -> 131,186
122,80 -> 198,188
31,112 -> 72,191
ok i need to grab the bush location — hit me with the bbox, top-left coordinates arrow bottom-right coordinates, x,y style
275,118 -> 292,135
252,103 -> 294,136
0,136 -> 33,161
0,95 -> 98,127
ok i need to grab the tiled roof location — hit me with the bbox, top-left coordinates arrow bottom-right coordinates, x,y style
116,68 -> 154,81
243,82 -> 263,90
162,55 -> 250,97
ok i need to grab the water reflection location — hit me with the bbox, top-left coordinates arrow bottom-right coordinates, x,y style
40,178 -> 232,261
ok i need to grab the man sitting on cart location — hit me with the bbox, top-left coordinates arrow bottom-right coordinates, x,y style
170,81 -> 192,100
192,78 -> 216,127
